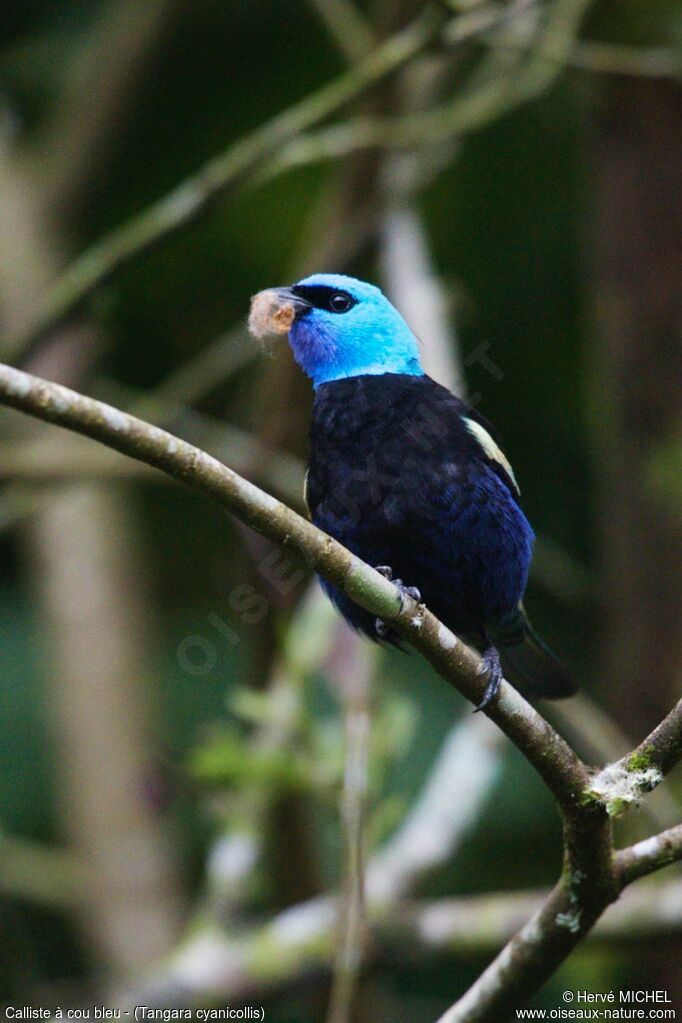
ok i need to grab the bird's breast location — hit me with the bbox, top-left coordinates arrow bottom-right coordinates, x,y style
307,373 -> 534,636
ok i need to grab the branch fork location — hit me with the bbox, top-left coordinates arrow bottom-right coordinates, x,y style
0,360 -> 680,1022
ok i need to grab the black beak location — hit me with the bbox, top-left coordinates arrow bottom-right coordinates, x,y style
271,287 -> 312,318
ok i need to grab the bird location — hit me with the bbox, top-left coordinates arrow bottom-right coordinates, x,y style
248,272 -> 576,709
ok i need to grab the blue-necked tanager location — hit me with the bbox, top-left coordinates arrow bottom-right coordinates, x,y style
249,273 -> 576,709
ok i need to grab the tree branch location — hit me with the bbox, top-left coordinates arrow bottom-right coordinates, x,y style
490,38 -> 682,80
325,630 -> 374,1023
390,877 -> 682,955
2,360 -> 681,1019
128,871 -> 682,1009
624,698 -> 682,780
307,0 -> 375,63
0,361 -> 589,811
269,0 -> 591,176
433,800 -> 616,1021
35,0 -> 185,221
3,7 -> 445,363
367,714 -> 505,902
615,825 -> 682,886
3,0 -> 592,365
587,698 -> 682,815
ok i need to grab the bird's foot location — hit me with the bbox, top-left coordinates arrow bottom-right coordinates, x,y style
474,647 -> 503,712
374,565 -> 421,638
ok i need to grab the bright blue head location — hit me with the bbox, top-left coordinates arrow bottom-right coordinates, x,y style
278,273 -> 424,388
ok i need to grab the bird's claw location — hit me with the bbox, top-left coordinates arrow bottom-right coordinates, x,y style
474,647 -> 503,713
393,580 -> 421,603
374,565 -> 421,638
374,565 -> 421,601
375,617 -> 390,638
374,568 -> 421,638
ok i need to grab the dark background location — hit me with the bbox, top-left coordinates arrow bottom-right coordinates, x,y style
0,1 -> 680,1018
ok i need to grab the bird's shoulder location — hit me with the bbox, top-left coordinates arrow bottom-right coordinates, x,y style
310,373 -> 520,497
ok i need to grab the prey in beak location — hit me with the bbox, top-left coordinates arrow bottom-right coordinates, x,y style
248,287 -> 311,340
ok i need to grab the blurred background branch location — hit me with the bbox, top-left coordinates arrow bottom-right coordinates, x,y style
1,0 -> 681,1018
3,0 -> 603,365
1,357 -> 682,1018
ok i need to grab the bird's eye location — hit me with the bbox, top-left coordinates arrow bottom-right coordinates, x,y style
290,283 -> 356,313
329,292 -> 353,313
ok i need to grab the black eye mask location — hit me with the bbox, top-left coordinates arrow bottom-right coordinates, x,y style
291,284 -> 357,314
